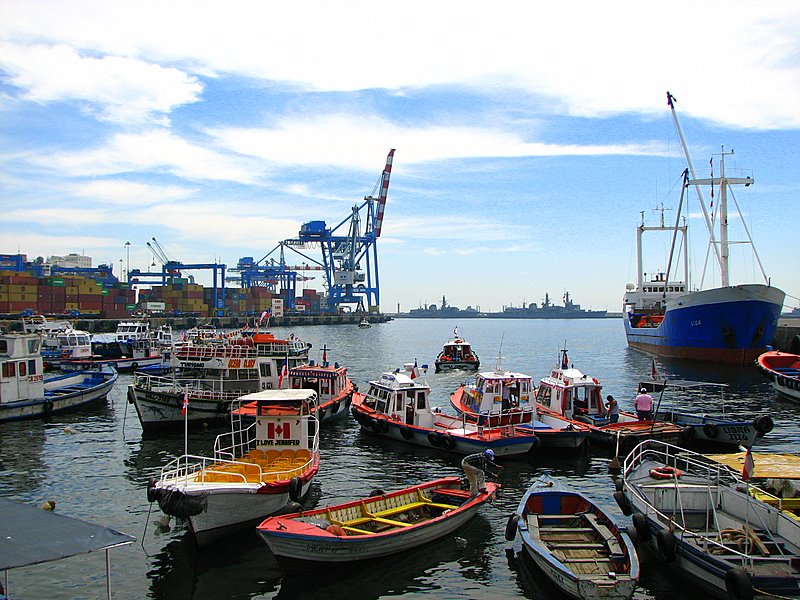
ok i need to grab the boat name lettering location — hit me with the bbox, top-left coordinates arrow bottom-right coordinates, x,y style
181,362 -> 207,369
721,425 -> 751,440
256,439 -> 300,446
690,320 -> 701,327
303,543 -> 362,554
228,359 -> 241,368
27,374 -> 44,383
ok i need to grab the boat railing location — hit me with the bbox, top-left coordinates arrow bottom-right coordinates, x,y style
133,373 -> 252,402
176,344 -> 258,360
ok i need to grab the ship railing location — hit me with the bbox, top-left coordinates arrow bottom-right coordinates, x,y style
176,344 -> 258,360
161,451 -> 312,485
133,373 -> 255,401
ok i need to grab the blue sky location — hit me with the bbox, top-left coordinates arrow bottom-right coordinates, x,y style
1,1 -> 798,313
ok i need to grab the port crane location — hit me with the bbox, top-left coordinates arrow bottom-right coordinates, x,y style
128,237 -> 227,315
281,149 -> 395,313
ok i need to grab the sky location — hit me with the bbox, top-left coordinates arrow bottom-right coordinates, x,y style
1,1 -> 799,314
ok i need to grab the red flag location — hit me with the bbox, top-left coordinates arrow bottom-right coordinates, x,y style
742,448 -> 755,482
180,391 -> 189,415
710,157 -> 714,200
278,356 -> 288,388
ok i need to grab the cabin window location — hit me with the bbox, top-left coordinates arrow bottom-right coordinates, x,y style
395,396 -> 403,411
28,360 -> 37,375
260,363 -> 272,377
0,340 -> 7,353
2,362 -> 14,378
536,386 -> 551,408
18,361 -> 27,377
417,391 -> 426,409
27,338 -> 40,353
376,399 -> 387,413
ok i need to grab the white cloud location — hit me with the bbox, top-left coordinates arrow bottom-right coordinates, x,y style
39,130 -> 262,182
0,43 -> 202,124
72,180 -> 196,205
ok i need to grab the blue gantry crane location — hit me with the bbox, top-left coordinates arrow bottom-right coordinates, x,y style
128,237 -> 227,314
280,149 -> 395,313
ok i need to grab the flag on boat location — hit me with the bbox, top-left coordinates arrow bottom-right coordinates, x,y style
258,309 -> 271,326
279,356 -> 289,388
742,447 -> 755,482
411,359 -> 419,379
651,359 -> 659,381
180,391 -> 189,415
561,352 -> 569,370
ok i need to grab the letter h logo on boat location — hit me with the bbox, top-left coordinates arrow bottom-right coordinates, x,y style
268,421 -> 291,439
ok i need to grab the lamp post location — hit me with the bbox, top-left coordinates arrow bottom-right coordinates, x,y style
124,241 -> 131,283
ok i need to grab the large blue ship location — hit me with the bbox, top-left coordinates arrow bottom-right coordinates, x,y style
622,93 -> 785,365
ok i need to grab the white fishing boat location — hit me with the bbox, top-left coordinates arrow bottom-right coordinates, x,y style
434,328 -> 480,372
358,318 -> 371,328
507,473 -> 639,599
351,362 -> 539,457
0,331 -> 118,422
286,345 -> 355,423
147,388 -> 320,546
618,440 -> 800,599
129,330 -> 311,429
91,320 -> 151,357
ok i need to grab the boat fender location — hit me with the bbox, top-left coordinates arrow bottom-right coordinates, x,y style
330,401 -> 340,414
368,418 -> 380,432
613,491 -> 632,516
632,512 -> 651,542
273,501 -> 303,516
130,362 -> 138,371
157,489 -> 206,518
625,525 -> 639,549
649,466 -> 682,480
703,423 -> 719,439
441,434 -> 456,450
656,529 -> 676,562
399,426 -> 413,440
753,415 -> 774,435
725,567 -> 754,600
614,478 -> 623,492
288,476 -> 303,502
378,419 -> 390,434
351,407 -> 363,424
146,479 -> 160,503
44,401 -> 54,415
504,514 -> 519,541
427,432 -> 442,447
368,489 -> 385,497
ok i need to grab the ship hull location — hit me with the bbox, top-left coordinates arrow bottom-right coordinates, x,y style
624,284 -> 784,365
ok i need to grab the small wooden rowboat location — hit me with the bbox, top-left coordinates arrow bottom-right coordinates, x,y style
756,350 -> 800,402
507,473 -> 639,599
257,477 -> 498,565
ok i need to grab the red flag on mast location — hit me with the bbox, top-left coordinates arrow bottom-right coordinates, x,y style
742,447 -> 755,482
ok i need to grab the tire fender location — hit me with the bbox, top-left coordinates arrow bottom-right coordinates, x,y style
505,514 -> 519,542
427,432 -> 442,446
656,528 -> 676,562
725,567 -> 754,600
753,415 -> 774,435
632,512 -> 650,542
441,434 -> 456,450
703,423 -> 719,439
288,476 -> 303,502
613,491 -> 632,516
399,426 -> 413,440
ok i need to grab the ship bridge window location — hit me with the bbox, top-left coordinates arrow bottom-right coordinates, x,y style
260,363 -> 272,377
28,359 -> 37,375
2,362 -> 15,378
18,361 -> 27,377
27,339 -> 40,353
376,398 -> 387,413
417,391 -> 426,409
0,340 -> 7,354
536,386 -> 552,408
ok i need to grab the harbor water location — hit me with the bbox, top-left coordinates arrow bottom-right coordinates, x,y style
1,318 -> 796,599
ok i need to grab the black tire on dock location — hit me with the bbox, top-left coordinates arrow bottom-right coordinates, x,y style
504,514 -> 519,542
632,512 -> 650,542
613,491 -> 632,516
725,567 -> 754,600
656,528 -> 676,562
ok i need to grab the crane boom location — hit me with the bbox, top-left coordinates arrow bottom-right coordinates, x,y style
373,149 -> 395,237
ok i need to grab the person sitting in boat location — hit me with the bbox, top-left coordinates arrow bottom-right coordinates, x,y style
461,449 -> 502,495
634,388 -> 654,420
605,395 -> 619,423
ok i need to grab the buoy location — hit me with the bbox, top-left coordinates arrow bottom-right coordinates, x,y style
40,500 -> 56,511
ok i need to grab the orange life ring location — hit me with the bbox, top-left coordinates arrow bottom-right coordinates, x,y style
649,466 -> 682,480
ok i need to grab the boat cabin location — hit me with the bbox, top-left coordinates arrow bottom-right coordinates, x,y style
535,367 -> 606,425
362,364 -> 434,428
229,389 -> 319,454
0,333 -> 45,404
288,360 -> 349,400
464,370 -> 533,414
54,330 -> 92,359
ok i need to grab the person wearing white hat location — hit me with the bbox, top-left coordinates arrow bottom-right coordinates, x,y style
634,387 -> 654,420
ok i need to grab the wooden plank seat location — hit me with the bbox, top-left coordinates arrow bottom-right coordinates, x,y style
548,542 -> 606,550
584,513 -> 624,556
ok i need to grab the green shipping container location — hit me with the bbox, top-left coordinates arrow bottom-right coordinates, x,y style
125,304 -> 136,310
48,278 -> 65,286
101,289 -> 109,295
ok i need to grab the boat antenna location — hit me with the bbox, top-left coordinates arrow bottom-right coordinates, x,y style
494,334 -> 505,373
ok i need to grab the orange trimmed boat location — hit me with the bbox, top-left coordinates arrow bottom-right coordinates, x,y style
257,477 -> 498,566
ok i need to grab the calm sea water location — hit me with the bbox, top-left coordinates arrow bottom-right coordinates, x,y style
1,318 -> 796,600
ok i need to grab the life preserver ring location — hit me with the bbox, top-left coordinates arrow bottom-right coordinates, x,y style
650,466 -> 682,480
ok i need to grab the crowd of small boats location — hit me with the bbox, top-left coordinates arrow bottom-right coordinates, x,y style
3,316 -> 800,599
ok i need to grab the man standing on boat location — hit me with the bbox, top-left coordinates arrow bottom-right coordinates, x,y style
634,388 -> 654,420
461,449 -> 501,495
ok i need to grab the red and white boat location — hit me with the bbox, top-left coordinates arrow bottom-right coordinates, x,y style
351,363 -> 538,457
147,388 -> 320,546
535,350 -> 684,455
449,359 -> 590,449
286,345 -> 355,423
257,477 -> 498,565
434,329 -> 480,372
756,350 -> 800,402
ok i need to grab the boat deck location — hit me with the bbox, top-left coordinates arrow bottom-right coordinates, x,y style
530,512 -> 625,575
194,449 -> 312,483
